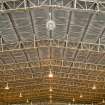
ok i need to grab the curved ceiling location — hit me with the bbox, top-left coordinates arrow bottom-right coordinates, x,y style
0,0 -> 105,105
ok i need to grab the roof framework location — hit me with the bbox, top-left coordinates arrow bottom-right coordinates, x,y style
0,0 -> 105,105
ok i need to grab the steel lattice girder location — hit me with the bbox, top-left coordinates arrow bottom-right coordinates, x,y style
0,0 -> 105,13
0,0 -> 105,104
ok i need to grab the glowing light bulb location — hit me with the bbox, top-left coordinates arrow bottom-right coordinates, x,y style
19,92 -> 23,98
5,83 -> 10,90
48,71 -> 53,78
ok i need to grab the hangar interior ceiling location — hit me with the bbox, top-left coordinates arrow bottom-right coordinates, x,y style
0,0 -> 105,105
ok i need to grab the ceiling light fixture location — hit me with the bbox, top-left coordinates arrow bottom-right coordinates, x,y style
49,95 -> 52,99
26,99 -> 29,103
92,84 -> 96,90
46,20 -> 56,30
30,101 -> 33,105
80,94 -> 83,98
49,98 -> 52,104
5,83 -> 10,90
19,92 -> 23,98
102,99 -> 105,103
91,103 -> 94,105
72,98 -> 75,102
68,103 -> 71,105
49,87 -> 53,92
48,71 -> 53,78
